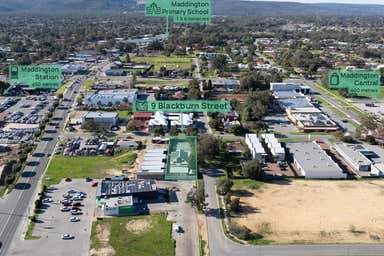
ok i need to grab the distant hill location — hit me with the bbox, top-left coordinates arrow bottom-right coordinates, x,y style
213,0 -> 384,16
1,0 -> 384,16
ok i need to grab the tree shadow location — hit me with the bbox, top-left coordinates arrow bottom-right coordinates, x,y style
235,205 -> 261,216
204,207 -> 224,219
232,189 -> 254,197
263,178 -> 292,186
203,169 -> 225,178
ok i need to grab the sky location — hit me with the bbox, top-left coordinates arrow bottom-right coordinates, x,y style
252,0 -> 384,4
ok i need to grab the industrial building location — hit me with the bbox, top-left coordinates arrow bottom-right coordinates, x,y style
287,142 -> 347,179
136,148 -> 167,180
96,178 -> 158,200
82,111 -> 118,128
245,133 -> 266,162
270,82 -> 311,95
261,133 -> 285,161
333,143 -> 371,172
84,89 -> 138,106
271,83 -> 338,132
101,196 -> 135,216
288,112 -> 338,132
333,143 -> 384,176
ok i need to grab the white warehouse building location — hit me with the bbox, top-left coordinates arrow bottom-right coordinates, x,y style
288,142 -> 347,179
333,143 -> 371,172
245,133 -> 266,162
261,133 -> 285,161
84,89 -> 138,106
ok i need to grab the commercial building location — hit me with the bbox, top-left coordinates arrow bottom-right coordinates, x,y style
101,196 -> 135,216
105,69 -> 127,76
82,111 -> 118,128
245,133 -> 266,162
333,143 -> 371,172
288,112 -> 338,132
84,89 -> 138,106
270,82 -> 311,95
287,141 -> 347,179
271,82 -> 338,132
96,178 -> 158,200
137,148 -> 167,180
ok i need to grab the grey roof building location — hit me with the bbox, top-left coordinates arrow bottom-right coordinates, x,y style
333,143 -> 371,172
96,178 -> 157,199
288,142 -> 346,179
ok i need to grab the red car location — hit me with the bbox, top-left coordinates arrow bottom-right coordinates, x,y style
91,182 -> 98,187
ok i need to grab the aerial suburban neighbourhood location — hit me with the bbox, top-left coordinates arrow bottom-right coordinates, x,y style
1,0 -> 384,256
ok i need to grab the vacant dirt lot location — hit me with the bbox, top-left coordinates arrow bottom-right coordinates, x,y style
234,179 -> 384,244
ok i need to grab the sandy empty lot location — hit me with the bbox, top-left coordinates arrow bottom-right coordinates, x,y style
234,179 -> 384,244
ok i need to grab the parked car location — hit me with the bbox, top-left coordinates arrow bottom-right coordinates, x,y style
72,196 -> 83,201
71,209 -> 82,215
43,198 -> 53,203
65,178 -> 72,182
173,225 -> 183,233
61,207 -> 71,212
91,182 -> 98,187
61,233 -> 74,240
73,202 -> 82,207
70,217 -> 80,222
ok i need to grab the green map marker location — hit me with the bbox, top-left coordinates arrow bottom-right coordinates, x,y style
9,65 -> 62,89
145,0 -> 211,34
133,100 -> 231,113
328,70 -> 381,97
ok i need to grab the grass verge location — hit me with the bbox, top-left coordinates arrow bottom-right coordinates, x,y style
24,214 -> 41,240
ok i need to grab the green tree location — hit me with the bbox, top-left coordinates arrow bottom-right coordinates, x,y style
216,177 -> 233,195
228,197 -> 241,213
198,134 -> 221,163
212,55 -> 227,71
186,180 -> 207,211
242,160 -> 262,179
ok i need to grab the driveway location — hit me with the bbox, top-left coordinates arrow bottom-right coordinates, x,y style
149,181 -> 199,256
203,169 -> 384,256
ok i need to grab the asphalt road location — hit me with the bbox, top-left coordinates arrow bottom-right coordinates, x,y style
0,80 -> 82,256
203,169 -> 384,256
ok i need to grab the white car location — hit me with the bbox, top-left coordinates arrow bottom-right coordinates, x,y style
70,217 -> 80,222
71,209 -> 82,215
43,198 -> 53,203
61,233 -> 74,240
